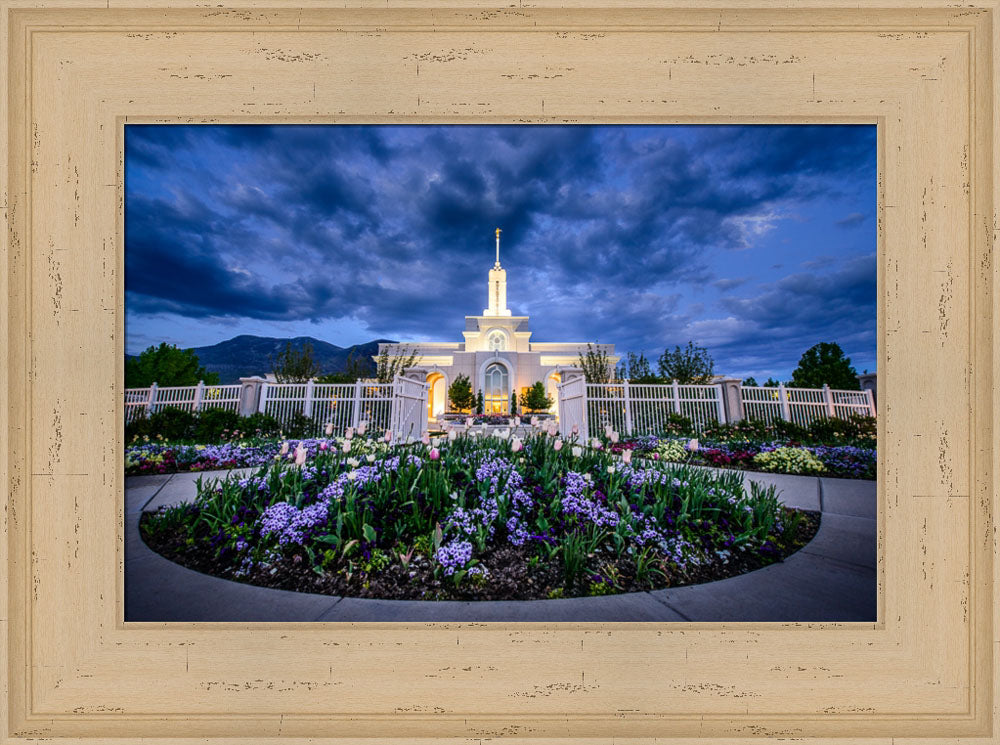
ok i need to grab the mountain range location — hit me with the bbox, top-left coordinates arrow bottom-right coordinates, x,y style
135,335 -> 397,384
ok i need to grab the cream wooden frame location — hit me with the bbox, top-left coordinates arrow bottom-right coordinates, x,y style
2,1 -> 997,742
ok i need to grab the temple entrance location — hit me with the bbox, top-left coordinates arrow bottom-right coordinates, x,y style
426,371 -> 447,421
483,362 -> 509,414
546,371 -> 561,419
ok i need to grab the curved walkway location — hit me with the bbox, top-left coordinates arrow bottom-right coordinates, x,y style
125,468 -> 876,622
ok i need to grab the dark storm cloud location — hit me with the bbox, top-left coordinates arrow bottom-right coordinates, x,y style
125,124 -> 876,376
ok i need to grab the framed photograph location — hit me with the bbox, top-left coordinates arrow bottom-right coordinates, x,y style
2,1 -> 996,742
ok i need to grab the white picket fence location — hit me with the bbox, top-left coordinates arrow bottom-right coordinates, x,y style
558,379 -> 875,441
125,377 -> 429,439
258,381 -> 395,436
124,382 -> 241,424
741,384 -> 874,427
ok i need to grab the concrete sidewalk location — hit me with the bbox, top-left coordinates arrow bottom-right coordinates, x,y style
125,468 -> 876,622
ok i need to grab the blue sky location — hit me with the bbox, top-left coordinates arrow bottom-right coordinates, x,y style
125,124 -> 876,381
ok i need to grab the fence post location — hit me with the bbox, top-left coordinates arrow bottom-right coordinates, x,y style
257,382 -> 269,414
622,380 -> 633,435
238,377 -> 265,417
304,379 -> 315,418
671,380 -> 681,415
352,380 -> 363,429
865,388 -> 876,417
193,380 -> 205,412
714,384 -> 727,423
822,384 -> 835,418
147,382 -> 158,416
778,383 -> 791,421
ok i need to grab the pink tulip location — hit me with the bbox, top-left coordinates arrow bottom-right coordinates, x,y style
622,449 -> 632,464
652,452 -> 660,460
345,427 -> 354,439
429,448 -> 440,460
610,432 -> 620,444
605,425 -> 613,438
511,438 -> 523,453
466,417 -> 474,427
553,438 -> 563,452
688,438 -> 700,451
358,421 -> 368,435
279,442 -> 289,456
571,424 -> 579,435
294,446 -> 307,466
531,416 -> 539,426
383,430 -> 393,443
341,440 -> 351,453
319,441 -> 328,451
324,422 -> 334,436
422,433 -> 431,446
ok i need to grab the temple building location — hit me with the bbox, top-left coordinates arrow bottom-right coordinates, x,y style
376,229 -> 618,421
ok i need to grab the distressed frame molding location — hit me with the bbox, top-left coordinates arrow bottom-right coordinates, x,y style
1,1 -> 996,742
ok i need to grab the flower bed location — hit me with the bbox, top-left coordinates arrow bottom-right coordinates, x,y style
140,432 -> 818,601
125,442 -> 282,475
613,436 -> 876,480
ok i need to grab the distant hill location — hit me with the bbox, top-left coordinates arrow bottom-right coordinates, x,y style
170,335 -> 396,384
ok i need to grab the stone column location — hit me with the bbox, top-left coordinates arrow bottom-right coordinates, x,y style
237,376 -> 267,418
857,372 -> 877,407
716,378 -> 744,423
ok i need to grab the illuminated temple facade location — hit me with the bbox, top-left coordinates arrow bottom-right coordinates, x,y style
376,229 -> 617,420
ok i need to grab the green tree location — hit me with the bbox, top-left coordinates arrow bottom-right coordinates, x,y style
125,343 -> 219,388
657,342 -> 715,384
376,344 -> 418,383
577,343 -> 614,384
617,352 -> 660,383
316,351 -> 372,384
742,376 -> 783,388
789,342 -> 860,390
510,392 -> 518,416
447,373 -> 473,412
270,341 -> 320,383
520,381 -> 554,412
475,390 -> 485,415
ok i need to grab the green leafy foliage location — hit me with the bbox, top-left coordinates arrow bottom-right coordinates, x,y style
520,381 -> 553,412
125,343 -> 219,388
577,343 -> 614,384
270,341 -> 320,383
657,341 -> 714,384
194,408 -> 242,442
617,352 -> 660,383
447,373 -> 473,412
753,447 -> 826,474
376,344 -> 418,383
789,342 -> 860,390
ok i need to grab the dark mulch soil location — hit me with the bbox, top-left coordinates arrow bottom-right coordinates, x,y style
139,507 -> 820,601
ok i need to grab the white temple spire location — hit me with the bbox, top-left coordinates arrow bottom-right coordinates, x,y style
484,227 -> 511,316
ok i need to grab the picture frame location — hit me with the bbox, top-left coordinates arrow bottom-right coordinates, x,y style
2,1 -> 996,741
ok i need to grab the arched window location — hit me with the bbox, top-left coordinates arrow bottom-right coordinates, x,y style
484,363 -> 509,414
487,330 -> 506,351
